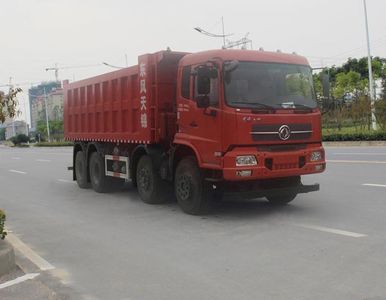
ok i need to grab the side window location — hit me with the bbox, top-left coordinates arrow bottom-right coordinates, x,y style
194,70 -> 219,107
181,66 -> 191,99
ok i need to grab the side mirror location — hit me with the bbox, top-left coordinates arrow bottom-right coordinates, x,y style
196,95 -> 210,108
224,60 -> 239,73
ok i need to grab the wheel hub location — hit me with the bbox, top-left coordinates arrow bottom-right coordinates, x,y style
177,175 -> 191,201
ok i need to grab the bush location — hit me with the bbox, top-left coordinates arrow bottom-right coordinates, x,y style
10,133 -> 30,145
0,209 -> 6,240
34,141 -> 73,147
323,131 -> 386,141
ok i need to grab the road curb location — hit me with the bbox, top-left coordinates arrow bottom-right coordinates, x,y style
323,141 -> 386,147
0,240 -> 15,277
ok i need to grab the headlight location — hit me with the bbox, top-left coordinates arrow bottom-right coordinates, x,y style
310,151 -> 323,162
236,155 -> 257,166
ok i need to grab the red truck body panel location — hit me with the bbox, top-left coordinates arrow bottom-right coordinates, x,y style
65,49 -> 325,179
64,51 -> 187,143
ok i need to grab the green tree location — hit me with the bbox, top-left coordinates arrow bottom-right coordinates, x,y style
37,119 -> 64,141
0,128 -> 5,140
332,71 -> 366,99
375,99 -> 386,129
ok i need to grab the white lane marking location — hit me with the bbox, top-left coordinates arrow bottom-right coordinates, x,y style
9,169 -> 27,174
333,153 -> 386,156
0,273 -> 40,290
327,159 -> 386,164
6,233 -> 55,271
11,157 -> 21,160
296,224 -> 367,238
57,179 -> 73,183
363,183 -> 386,188
36,159 -> 51,162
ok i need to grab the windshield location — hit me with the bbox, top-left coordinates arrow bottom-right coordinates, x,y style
224,62 -> 317,109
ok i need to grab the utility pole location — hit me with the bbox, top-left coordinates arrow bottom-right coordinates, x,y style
43,87 -> 51,142
9,77 -> 16,137
363,0 -> 377,130
221,16 -> 226,48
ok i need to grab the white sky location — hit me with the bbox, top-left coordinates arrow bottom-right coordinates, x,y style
1,0 -> 385,125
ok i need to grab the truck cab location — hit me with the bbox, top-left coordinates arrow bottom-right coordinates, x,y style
172,50 -> 325,213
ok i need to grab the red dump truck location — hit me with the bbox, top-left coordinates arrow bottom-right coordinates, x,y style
64,49 -> 326,214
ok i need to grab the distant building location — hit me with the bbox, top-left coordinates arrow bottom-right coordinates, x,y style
47,89 -> 64,121
29,82 -> 61,131
4,120 -> 28,139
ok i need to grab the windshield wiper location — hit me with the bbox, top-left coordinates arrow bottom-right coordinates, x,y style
233,101 -> 277,110
292,103 -> 314,109
280,102 -> 314,111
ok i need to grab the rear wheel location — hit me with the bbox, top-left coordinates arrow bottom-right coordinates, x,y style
174,157 -> 212,215
89,152 -> 113,193
265,176 -> 300,205
136,155 -> 169,204
75,150 -> 89,188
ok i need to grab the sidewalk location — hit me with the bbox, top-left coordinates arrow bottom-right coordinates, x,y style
0,237 -> 81,300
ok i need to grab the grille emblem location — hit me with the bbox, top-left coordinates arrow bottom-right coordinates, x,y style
278,125 -> 291,140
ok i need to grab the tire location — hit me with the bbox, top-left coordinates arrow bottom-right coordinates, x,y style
266,193 -> 297,205
174,157 -> 212,215
89,152 -> 112,193
75,150 -> 89,188
136,155 -> 169,204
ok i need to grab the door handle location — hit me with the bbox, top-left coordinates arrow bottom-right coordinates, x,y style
189,121 -> 198,128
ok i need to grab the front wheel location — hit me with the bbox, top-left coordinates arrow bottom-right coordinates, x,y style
174,157 -> 212,215
266,193 -> 297,205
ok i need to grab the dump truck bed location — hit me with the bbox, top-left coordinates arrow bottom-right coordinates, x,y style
64,51 -> 187,144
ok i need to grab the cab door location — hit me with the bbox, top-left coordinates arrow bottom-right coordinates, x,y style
176,65 -> 222,167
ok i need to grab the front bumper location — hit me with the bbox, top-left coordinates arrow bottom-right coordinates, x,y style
222,145 -> 325,181
222,182 -> 320,199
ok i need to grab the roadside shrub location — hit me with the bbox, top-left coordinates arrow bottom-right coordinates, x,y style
9,133 -> 30,145
323,131 -> 386,141
0,209 -> 6,240
34,141 -> 73,147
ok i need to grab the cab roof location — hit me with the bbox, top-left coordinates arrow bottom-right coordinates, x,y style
180,49 -> 309,67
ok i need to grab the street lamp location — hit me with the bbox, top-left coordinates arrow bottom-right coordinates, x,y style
102,62 -> 125,69
363,0 -> 377,130
194,17 -> 233,48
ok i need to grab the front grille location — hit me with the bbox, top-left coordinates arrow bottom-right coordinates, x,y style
251,124 -> 312,141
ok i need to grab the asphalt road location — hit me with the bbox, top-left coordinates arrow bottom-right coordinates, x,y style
1,145 -> 386,300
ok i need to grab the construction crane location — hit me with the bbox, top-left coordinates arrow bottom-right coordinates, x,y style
45,63 -> 102,82
45,63 -> 60,82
